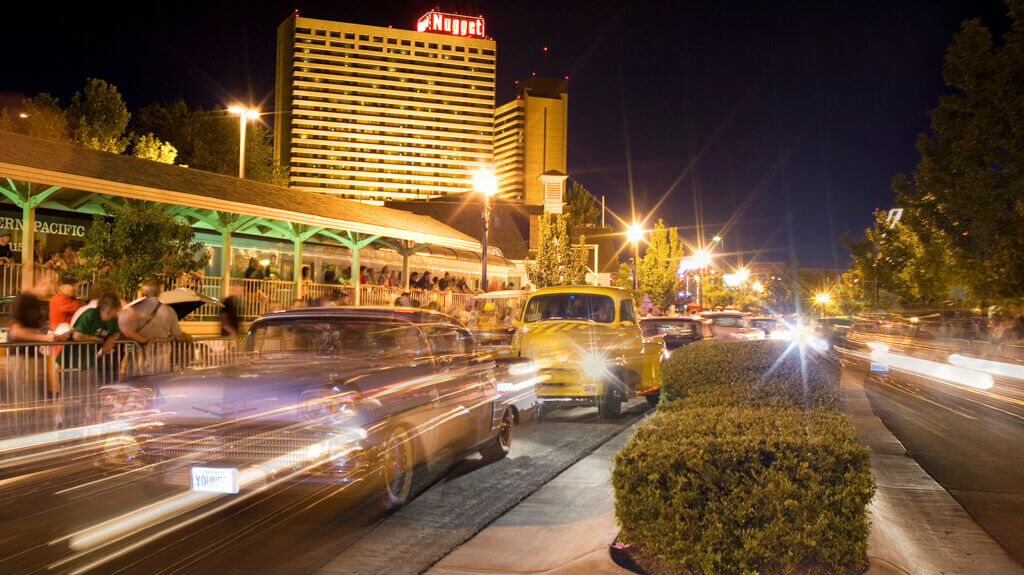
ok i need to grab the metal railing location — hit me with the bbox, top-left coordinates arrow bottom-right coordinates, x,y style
0,337 -> 243,440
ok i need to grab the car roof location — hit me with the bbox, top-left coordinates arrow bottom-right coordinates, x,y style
640,316 -> 702,322
526,286 -> 630,299
700,311 -> 748,317
251,306 -> 464,328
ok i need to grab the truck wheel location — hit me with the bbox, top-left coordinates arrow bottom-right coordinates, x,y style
598,388 -> 622,418
645,390 -> 660,408
480,409 -> 513,462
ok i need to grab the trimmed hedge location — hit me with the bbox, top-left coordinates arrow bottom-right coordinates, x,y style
660,339 -> 841,410
613,340 -> 875,575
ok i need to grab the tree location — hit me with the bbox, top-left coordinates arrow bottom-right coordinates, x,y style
131,133 -> 178,164
565,180 -> 599,229
134,101 -> 289,185
845,208 -> 954,305
76,202 -> 208,299
613,262 -> 640,300
0,94 -> 71,141
636,220 -> 684,311
855,1 -> 1024,303
68,78 -> 130,153
526,213 -> 589,287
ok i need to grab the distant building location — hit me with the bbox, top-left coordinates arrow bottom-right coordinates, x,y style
493,77 -> 569,208
274,11 -> 497,204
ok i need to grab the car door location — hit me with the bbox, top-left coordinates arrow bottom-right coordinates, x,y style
618,299 -> 647,392
425,324 -> 487,453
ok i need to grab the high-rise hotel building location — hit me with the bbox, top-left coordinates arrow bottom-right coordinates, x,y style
274,12 -> 496,203
493,77 -> 568,208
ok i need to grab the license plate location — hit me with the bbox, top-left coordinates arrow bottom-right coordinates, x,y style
191,466 -> 239,494
869,362 -> 890,373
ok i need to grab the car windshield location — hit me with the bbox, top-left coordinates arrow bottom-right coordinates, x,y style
640,319 -> 698,337
709,315 -> 747,328
751,319 -> 778,330
523,293 -> 616,323
247,319 -> 423,360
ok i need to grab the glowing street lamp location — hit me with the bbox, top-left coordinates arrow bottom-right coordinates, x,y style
473,168 -> 497,291
736,267 -> 749,283
228,106 -> 260,179
814,291 -> 831,317
712,235 -> 722,243
751,281 -> 764,294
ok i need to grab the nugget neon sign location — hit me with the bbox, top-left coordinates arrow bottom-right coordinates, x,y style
416,11 -> 485,38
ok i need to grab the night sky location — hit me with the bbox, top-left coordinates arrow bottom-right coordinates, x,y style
2,1 -> 1011,269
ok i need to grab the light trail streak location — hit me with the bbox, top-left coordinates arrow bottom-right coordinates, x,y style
948,354 -> 1024,381
869,346 -> 994,390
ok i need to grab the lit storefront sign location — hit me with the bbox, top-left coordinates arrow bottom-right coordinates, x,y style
416,11 -> 485,38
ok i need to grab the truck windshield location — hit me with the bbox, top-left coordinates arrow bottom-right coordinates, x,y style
523,294 -> 616,323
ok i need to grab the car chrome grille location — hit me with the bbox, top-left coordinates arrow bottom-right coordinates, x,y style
138,424 -> 332,465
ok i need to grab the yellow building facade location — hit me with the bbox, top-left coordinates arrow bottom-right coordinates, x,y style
493,77 -> 568,206
274,13 -> 497,203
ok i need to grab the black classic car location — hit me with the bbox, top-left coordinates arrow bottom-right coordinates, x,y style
99,307 -> 536,509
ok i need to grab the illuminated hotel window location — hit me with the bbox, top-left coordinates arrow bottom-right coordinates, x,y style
468,47 -> 477,53
359,34 -> 369,41
428,43 -> 438,49
315,29 -> 326,36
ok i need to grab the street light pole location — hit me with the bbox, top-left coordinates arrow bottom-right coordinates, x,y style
228,106 -> 260,179
627,224 -> 643,291
473,168 -> 497,291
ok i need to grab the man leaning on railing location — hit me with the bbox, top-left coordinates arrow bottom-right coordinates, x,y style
120,279 -> 192,372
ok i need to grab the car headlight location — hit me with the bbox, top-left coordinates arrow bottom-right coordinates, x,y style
580,353 -> 615,381
98,385 -> 154,418
300,389 -> 358,422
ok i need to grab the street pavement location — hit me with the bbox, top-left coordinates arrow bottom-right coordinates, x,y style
0,400 -> 650,574
426,419 -> 640,575
859,365 -> 1024,567
843,365 -> 1024,573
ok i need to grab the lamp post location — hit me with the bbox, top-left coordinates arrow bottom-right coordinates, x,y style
693,249 -> 712,310
228,106 -> 260,179
627,223 -> 643,290
473,168 -> 497,291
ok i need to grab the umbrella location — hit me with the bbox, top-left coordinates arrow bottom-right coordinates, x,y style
127,288 -> 222,320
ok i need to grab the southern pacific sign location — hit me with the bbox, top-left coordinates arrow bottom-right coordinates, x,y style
416,11 -> 485,38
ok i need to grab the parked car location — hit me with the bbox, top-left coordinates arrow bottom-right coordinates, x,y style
98,307 -> 535,509
700,311 -> 765,340
639,316 -> 713,353
511,286 -> 664,416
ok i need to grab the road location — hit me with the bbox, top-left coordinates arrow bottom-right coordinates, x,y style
0,399 -> 650,575
857,363 -> 1024,565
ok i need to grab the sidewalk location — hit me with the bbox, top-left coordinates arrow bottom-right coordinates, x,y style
840,370 -> 1024,575
426,423 -> 639,575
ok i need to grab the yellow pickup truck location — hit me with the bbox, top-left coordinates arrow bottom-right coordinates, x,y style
510,286 -> 664,417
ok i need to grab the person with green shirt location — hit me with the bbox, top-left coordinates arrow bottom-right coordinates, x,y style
58,293 -> 121,370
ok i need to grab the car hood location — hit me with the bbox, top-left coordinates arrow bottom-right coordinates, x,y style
514,321 -> 631,363
136,358 -> 397,423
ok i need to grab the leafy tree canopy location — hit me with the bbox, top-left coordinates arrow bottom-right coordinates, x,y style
76,201 -> 209,299
68,78 -> 130,153
0,94 -> 71,142
850,1 -> 1024,304
565,180 -> 600,229
526,213 -> 590,288
636,220 -> 684,311
131,133 -> 178,164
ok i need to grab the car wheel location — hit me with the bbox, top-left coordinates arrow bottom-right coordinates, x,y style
381,427 -> 414,510
481,409 -> 513,462
645,390 -> 660,408
598,387 -> 622,418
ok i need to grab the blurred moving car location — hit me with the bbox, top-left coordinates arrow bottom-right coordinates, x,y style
465,290 -> 528,347
511,286 -> 664,416
639,316 -> 712,354
700,311 -> 765,340
99,307 -> 535,509
750,317 -> 787,339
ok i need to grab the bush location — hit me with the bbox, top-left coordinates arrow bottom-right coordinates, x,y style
613,405 -> 874,574
660,339 -> 841,410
